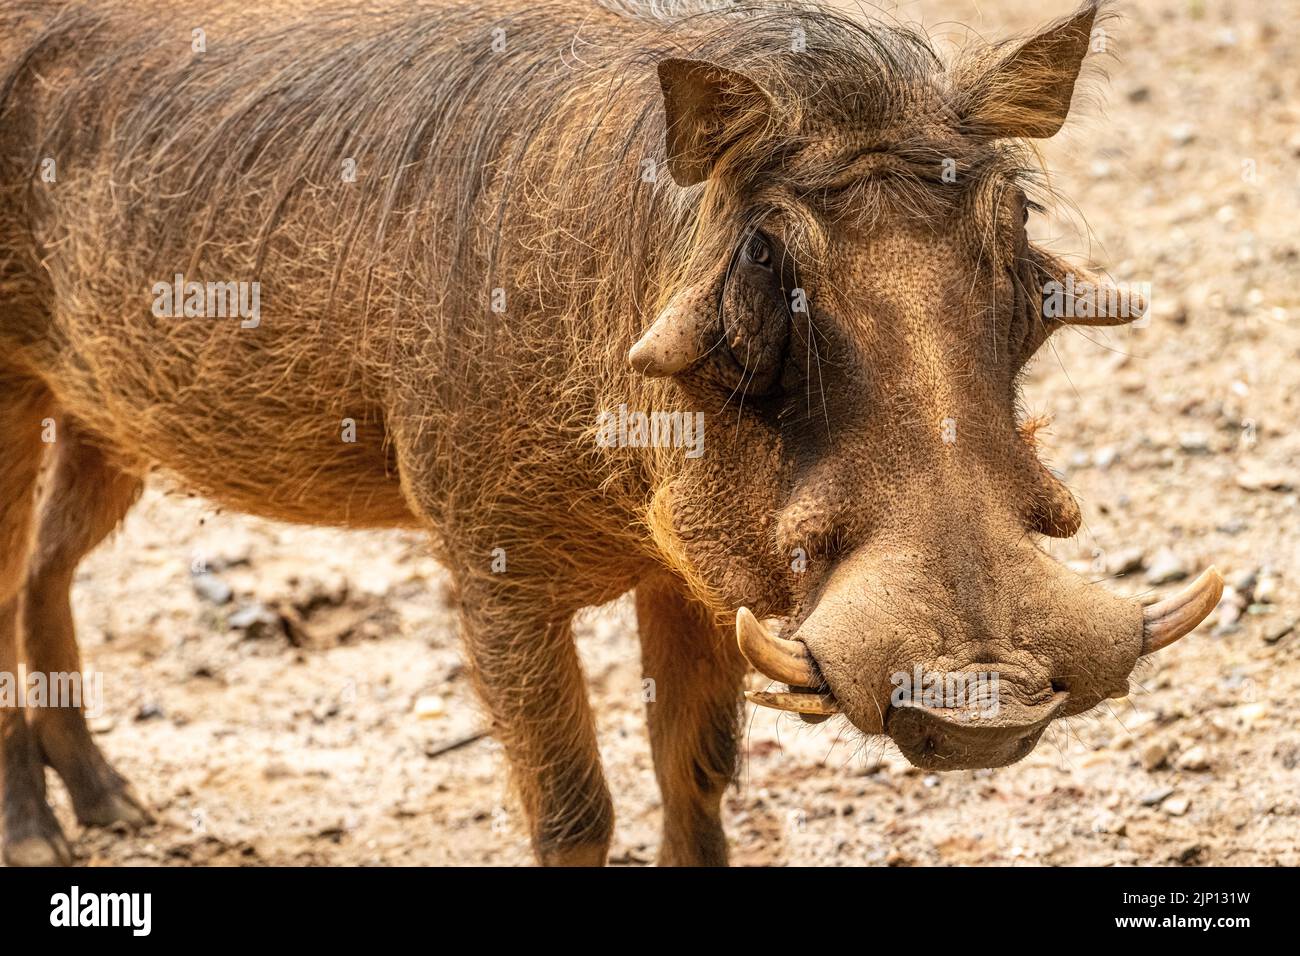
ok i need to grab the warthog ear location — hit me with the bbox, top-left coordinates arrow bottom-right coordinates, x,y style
955,1 -> 1100,138
657,58 -> 774,186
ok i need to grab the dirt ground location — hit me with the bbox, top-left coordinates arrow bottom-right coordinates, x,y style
32,0 -> 1300,866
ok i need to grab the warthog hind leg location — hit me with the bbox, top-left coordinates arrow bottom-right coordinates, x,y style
0,696 -> 71,866
0,374 -> 72,865
22,421 -> 149,830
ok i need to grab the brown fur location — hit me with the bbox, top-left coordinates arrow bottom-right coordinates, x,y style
0,0 -> 1141,865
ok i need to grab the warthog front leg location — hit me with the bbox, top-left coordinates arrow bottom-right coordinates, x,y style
636,575 -> 745,866
456,581 -> 614,866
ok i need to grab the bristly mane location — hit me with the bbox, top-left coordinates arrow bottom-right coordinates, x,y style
1,1 -> 954,313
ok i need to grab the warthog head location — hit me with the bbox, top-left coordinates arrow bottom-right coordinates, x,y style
629,2 -> 1220,770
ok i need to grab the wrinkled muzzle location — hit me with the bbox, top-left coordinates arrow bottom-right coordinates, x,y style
738,548 -> 1222,771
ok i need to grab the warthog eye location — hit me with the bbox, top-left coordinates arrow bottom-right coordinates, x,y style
745,231 -> 773,269
716,228 -> 795,396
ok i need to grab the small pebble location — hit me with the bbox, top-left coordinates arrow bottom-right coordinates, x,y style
191,572 -> 233,605
1141,741 -> 1171,771
1236,468 -> 1294,492
135,703 -> 164,722
1139,787 -> 1175,807
413,695 -> 446,719
1176,746 -> 1211,771
1146,548 -> 1190,586
1106,547 -> 1146,577
1264,619 -> 1296,645
1093,446 -> 1120,470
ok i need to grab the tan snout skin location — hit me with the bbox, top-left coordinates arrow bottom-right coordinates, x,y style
739,553 -> 1222,769
786,540 -> 1143,769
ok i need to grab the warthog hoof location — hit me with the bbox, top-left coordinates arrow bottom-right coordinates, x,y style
33,716 -> 154,830
75,785 -> 154,829
3,810 -> 73,867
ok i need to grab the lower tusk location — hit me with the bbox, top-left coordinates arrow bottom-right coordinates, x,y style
1141,565 -> 1224,655
735,607 -> 818,688
745,690 -> 839,716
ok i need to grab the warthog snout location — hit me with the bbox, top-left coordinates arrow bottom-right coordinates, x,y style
738,551 -> 1223,770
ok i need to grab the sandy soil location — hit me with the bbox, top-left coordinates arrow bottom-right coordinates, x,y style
28,0 -> 1300,866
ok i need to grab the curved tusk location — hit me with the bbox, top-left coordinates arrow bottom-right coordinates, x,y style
736,607 -> 818,687
1141,566 -> 1224,655
745,690 -> 839,716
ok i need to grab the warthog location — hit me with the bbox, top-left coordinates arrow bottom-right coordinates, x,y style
0,0 -> 1220,867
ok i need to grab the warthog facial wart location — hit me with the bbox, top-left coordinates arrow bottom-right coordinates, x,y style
1041,272 -> 1151,322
